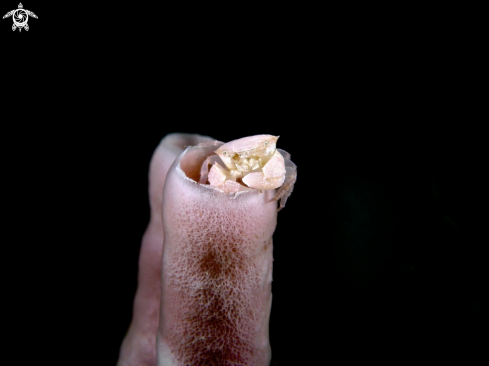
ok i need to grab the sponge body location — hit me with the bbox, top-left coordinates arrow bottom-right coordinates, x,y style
157,143 -> 277,366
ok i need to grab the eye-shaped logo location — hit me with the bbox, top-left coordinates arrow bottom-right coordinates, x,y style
3,3 -> 37,32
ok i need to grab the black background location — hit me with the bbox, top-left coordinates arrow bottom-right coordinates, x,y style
2,2 -> 486,365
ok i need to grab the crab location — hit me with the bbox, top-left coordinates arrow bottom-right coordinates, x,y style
199,135 -> 297,211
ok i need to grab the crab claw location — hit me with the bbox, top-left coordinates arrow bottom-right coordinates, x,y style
208,163 -> 252,193
242,173 -> 285,190
242,150 -> 286,190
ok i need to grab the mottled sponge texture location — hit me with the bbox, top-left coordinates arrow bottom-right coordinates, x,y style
157,142 -> 277,366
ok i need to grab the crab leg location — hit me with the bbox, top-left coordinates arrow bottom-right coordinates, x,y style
157,140 -> 279,366
269,159 -> 297,211
117,133 -> 213,366
199,154 -> 225,184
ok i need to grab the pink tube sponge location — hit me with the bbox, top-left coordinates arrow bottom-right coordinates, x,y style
118,133 -> 297,366
157,137 -> 296,365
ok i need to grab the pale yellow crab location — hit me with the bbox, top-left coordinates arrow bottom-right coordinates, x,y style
199,135 -> 297,211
